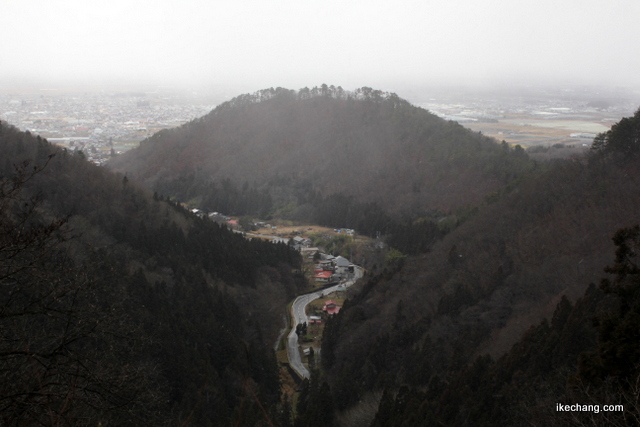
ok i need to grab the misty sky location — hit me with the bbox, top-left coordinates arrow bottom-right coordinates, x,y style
2,0 -> 639,92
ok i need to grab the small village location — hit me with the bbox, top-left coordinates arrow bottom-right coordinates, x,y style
191,207 -> 364,390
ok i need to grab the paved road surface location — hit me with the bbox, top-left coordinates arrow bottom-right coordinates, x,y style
286,267 -> 363,379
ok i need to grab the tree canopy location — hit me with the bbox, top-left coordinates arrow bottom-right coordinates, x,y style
591,108 -> 640,157
0,121 -> 302,425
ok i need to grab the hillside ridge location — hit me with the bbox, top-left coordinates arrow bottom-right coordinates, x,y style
109,85 -> 534,221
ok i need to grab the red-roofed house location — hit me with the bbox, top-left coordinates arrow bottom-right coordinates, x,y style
323,300 -> 341,315
315,271 -> 333,283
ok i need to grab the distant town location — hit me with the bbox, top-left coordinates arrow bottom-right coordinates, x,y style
0,87 -> 218,165
2,84 -> 639,165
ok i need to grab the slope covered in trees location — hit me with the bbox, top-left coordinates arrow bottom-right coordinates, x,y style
366,225 -> 640,426
315,109 -> 640,426
109,86 -> 534,226
0,121 -> 303,425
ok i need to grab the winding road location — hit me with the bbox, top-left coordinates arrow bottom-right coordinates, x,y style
286,267 -> 363,379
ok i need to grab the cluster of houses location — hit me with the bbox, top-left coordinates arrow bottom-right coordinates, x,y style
189,213 -> 359,283
290,236 -> 315,254
314,254 -> 355,284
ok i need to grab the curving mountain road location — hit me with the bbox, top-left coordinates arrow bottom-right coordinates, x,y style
286,267 -> 363,379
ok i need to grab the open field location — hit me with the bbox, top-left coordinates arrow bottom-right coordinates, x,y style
251,223 -> 345,237
464,117 -> 615,147
250,222 -> 372,245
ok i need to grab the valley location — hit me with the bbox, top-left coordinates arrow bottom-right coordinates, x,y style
2,85 -> 640,426
285,263 -> 363,380
3,0 -> 639,423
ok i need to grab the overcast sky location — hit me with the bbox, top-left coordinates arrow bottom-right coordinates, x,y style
2,0 -> 639,92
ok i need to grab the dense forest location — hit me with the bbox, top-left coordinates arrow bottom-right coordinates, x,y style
340,225 -> 640,427
0,121 -> 304,425
109,86 -> 535,238
5,80 -> 640,426
110,85 -> 640,425
312,108 -> 640,426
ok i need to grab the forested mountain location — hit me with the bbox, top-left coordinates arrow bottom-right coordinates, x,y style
107,84 -> 640,425
315,109 -> 640,426
359,226 -> 640,426
11,79 -> 639,426
109,86 -> 534,228
0,121 -> 303,425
